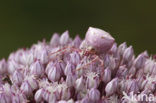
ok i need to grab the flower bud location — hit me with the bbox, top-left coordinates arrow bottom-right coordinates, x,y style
128,66 -> 136,77
123,46 -> 134,62
109,56 -> 116,71
58,100 -> 67,103
116,65 -> 128,78
72,35 -> 82,48
109,43 -> 117,55
42,87 -> 56,102
103,54 -> 111,68
81,97 -> 90,103
136,69 -> 144,78
127,80 -> 139,94
67,99 -> 74,103
11,69 -> 24,86
58,99 -> 74,103
136,75 -> 146,90
109,95 -> 119,103
85,27 -> 115,53
64,62 -> 75,76
28,76 -> 38,90
39,49 -> 49,64
117,42 -> 127,57
75,76 -> 85,91
75,101 -> 81,103
105,78 -> 118,96
50,33 -> 60,47
48,93 -> 57,103
134,52 -> 147,69
75,62 -> 87,77
13,49 -> 25,64
60,30 -> 70,45
144,75 -> 156,92
47,66 -> 61,82
7,59 -> 21,74
0,84 -> 11,103
70,52 -> 81,65
20,75 -> 38,96
102,67 -> 111,83
32,43 -> 49,64
66,74 -> 76,87
55,61 -> 65,75
86,72 -> 100,89
151,63 -> 156,75
56,83 -> 71,100
77,91 -> 87,100
144,59 -> 155,74
30,60 -> 44,77
0,93 -> 11,103
88,88 -> 100,102
11,90 -> 27,103
45,61 -> 54,74
0,59 -> 7,75
20,81 -> 33,96
126,56 -> 134,68
0,75 -> 3,85
35,88 -> 44,102
20,51 -> 34,66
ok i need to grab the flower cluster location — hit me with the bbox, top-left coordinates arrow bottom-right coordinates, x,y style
0,27 -> 155,103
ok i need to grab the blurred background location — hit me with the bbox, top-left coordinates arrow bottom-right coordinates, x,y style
0,0 -> 156,59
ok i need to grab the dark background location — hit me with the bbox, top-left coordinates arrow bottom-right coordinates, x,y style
0,0 -> 156,59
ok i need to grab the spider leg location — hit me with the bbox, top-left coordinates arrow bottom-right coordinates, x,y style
76,55 -> 103,71
50,46 -> 69,55
50,46 -> 82,56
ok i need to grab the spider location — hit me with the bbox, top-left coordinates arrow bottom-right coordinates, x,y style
49,27 -> 116,71
49,44 -> 104,71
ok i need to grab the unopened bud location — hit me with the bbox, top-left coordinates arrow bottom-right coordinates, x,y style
134,52 -> 147,69
86,72 -> 100,89
70,52 -> 81,65
88,88 -> 100,102
0,59 -> 7,75
50,33 -> 60,47
75,76 -> 85,91
35,88 -> 44,102
30,60 -> 44,76
20,81 -> 33,96
47,66 -> 61,82
117,42 -> 127,57
11,69 -> 24,86
127,80 -> 139,94
60,30 -> 70,45
102,67 -> 111,83
105,78 -> 118,96
66,74 -> 76,87
123,46 -> 134,62
72,35 -> 82,48
64,62 -> 75,76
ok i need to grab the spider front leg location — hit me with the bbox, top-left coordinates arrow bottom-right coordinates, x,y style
76,55 -> 104,71
50,46 -> 81,56
50,46 -> 70,56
